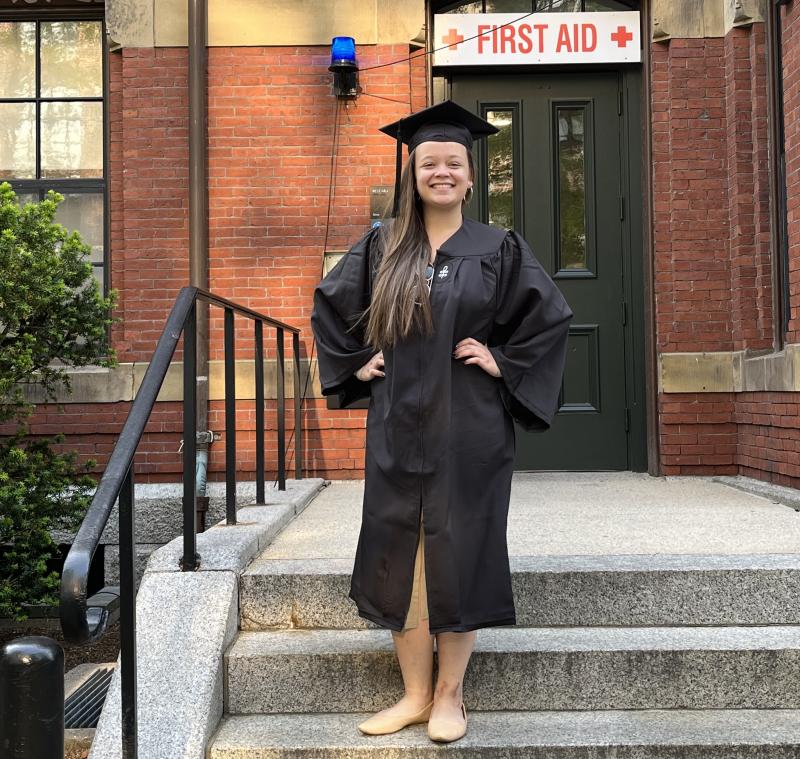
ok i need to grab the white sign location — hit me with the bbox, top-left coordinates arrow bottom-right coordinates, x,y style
433,12 -> 640,66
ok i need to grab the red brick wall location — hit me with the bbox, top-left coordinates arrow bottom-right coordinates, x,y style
658,394 -> 738,476
651,37 -> 733,355
737,393 -> 800,488
115,48 -> 190,361
655,16 -> 800,487
651,26 -> 773,357
659,392 -> 800,489
0,402 -> 184,482
724,24 -> 773,351
652,35 -> 734,477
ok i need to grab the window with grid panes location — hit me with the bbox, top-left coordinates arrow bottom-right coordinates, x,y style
0,13 -> 106,295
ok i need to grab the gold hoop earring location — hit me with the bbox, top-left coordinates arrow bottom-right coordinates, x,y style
464,186 -> 473,203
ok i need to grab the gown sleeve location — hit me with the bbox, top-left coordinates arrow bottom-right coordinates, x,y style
311,226 -> 381,409
487,230 -> 573,432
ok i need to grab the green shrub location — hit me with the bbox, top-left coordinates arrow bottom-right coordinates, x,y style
0,182 -> 116,619
0,435 -> 96,617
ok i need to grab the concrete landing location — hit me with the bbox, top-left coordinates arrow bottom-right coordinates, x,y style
254,473 -> 800,559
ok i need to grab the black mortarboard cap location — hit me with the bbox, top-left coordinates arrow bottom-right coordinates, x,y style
379,100 -> 498,216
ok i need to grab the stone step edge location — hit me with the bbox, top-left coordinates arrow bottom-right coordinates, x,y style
226,625 -> 800,659
243,552 -> 800,576
209,709 -> 800,753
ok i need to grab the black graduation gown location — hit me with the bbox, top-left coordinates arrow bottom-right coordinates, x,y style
311,216 -> 573,633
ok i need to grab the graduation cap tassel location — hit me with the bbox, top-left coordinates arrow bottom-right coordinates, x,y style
392,132 -> 402,218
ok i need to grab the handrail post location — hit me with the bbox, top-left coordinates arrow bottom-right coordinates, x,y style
182,301 -> 200,571
0,636 -> 64,758
255,320 -> 265,504
276,327 -> 286,491
119,466 -> 137,758
293,332 -> 302,480
224,307 -> 237,524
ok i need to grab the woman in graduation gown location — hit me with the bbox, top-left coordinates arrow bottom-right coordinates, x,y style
311,101 -> 573,743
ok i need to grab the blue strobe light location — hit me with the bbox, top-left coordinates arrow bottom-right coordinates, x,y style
331,36 -> 357,66
329,37 -> 359,99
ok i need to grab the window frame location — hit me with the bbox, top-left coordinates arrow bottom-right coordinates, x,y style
0,5 -> 109,298
766,0 -> 791,346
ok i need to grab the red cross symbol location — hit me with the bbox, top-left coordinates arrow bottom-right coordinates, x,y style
610,25 -> 633,48
442,28 -> 464,50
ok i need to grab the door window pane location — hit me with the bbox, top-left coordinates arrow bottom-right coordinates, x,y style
536,0 -> 629,10
535,0 -> 582,10
486,1 -> 533,10
55,193 -> 104,263
41,101 -> 103,179
486,109 -> 514,230
583,0 -> 631,9
0,103 -> 36,179
0,22 -> 35,98
40,21 -> 103,98
446,2 -> 484,12
557,106 -> 587,270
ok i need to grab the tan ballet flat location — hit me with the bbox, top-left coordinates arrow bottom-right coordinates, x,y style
427,701 -> 467,743
357,699 -> 434,735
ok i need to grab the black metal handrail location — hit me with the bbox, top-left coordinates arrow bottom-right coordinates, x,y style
59,286 -> 303,758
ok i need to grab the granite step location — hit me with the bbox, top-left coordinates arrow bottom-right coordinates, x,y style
224,626 -> 800,714
239,554 -> 800,630
209,709 -> 800,758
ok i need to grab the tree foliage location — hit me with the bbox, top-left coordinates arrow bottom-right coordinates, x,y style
0,182 -> 116,421
0,435 -> 96,617
0,182 -> 116,618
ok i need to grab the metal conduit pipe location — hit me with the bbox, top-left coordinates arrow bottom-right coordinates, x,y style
188,0 -> 212,522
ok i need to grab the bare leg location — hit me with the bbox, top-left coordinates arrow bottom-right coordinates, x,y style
357,621 -> 433,734
360,519 -> 433,729
431,630 -> 476,722
383,519 -> 433,715
380,622 -> 435,715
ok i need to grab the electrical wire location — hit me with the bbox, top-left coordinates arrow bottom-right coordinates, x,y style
273,97 -> 343,487
359,91 -> 413,106
408,39 -> 414,113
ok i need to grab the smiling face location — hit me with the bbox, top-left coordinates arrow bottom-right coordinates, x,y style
414,141 -> 473,211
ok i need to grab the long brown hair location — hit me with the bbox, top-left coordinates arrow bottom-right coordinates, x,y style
358,147 -> 474,350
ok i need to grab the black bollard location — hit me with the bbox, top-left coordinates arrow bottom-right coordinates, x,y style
0,636 -> 64,759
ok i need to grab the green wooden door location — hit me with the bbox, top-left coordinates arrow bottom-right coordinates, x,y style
454,72 -> 629,470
